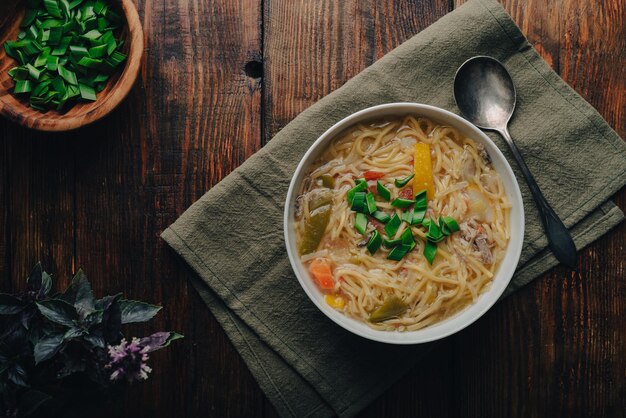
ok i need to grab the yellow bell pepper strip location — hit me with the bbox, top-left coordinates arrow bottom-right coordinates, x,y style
325,294 -> 345,309
413,143 -> 435,201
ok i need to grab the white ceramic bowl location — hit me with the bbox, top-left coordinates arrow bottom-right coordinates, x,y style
284,103 -> 524,344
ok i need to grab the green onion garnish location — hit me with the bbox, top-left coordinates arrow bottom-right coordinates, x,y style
400,228 -> 414,245
441,216 -> 460,233
394,174 -> 415,188
355,213 -> 368,235
383,238 -> 402,248
4,0 -> 127,111
376,181 -> 391,201
365,192 -> 377,214
410,209 -> 426,226
414,190 -> 427,209
402,209 -> 413,224
384,214 -> 402,237
371,211 -> 391,224
387,244 -> 412,261
366,230 -> 382,254
351,192 -> 367,212
426,219 -> 444,242
347,179 -> 367,204
391,198 -> 414,209
424,241 -> 437,264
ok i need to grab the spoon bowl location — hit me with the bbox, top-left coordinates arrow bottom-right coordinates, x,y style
454,56 -> 516,129
454,56 -> 577,268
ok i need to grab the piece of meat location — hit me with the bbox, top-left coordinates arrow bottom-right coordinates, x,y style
460,219 -> 494,264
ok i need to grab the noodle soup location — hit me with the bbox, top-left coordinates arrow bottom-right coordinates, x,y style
294,115 -> 511,331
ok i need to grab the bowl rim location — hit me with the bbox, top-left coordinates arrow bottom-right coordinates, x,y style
283,102 -> 525,345
0,0 -> 143,132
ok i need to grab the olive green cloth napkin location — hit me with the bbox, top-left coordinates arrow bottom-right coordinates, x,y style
161,0 -> 626,416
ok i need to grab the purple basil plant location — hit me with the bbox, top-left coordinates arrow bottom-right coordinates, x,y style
0,264 -> 182,417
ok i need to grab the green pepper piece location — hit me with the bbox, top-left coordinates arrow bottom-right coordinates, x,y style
299,205 -> 331,255
369,296 -> 408,323
320,174 -> 335,189
308,189 -> 333,211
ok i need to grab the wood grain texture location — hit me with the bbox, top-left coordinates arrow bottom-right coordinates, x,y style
0,0 -> 624,417
0,0 -> 143,131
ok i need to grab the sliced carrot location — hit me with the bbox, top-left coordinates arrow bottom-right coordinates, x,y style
413,142 -> 435,200
309,258 -> 335,290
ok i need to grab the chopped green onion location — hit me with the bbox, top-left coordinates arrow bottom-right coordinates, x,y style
424,241 -> 437,264
402,209 -> 413,224
366,231 -> 382,255
347,179 -> 367,204
387,244 -> 412,261
426,219 -> 444,243
400,228 -> 414,245
44,0 -> 63,18
394,174 -> 415,188
376,181 -> 391,201
441,216 -> 460,233
365,192 -> 377,214
414,190 -> 427,209
26,63 -> 41,80
371,211 -> 390,224
384,214 -> 401,238
391,198 -> 414,209
57,64 -> 77,84
383,238 -> 402,248
350,192 -> 367,212
3,0 -> 127,111
355,213 -> 368,235
14,80 -> 33,94
422,218 -> 431,229
410,209 -> 426,226
78,83 -> 96,100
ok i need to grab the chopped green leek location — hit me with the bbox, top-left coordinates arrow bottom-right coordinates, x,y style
384,214 -> 401,238
371,211 -> 391,223
366,230 -> 382,254
376,181 -> 391,201
350,192 -> 367,212
414,190 -> 428,209
391,198 -> 414,209
424,240 -> 437,264
4,0 -> 127,111
365,192 -> 377,214
387,244 -> 412,261
394,174 -> 415,188
355,213 -> 368,235
441,216 -> 460,233
347,179 -> 367,204
410,209 -> 426,226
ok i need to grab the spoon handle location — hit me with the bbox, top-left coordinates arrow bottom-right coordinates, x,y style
498,127 -> 577,268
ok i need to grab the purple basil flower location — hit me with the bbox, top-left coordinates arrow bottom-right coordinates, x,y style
106,337 -> 152,382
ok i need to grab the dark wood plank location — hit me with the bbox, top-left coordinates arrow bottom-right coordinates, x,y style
3,0 -> 263,416
0,124 -> 75,293
263,0 -> 450,144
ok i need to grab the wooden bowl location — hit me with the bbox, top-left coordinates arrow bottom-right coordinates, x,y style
0,0 -> 143,131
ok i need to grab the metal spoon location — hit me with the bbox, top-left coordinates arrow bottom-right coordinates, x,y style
453,56 -> 577,268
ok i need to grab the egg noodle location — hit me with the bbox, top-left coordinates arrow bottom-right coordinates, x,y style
295,115 -> 511,331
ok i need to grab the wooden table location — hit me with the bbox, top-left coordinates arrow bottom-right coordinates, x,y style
1,0 -> 624,416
